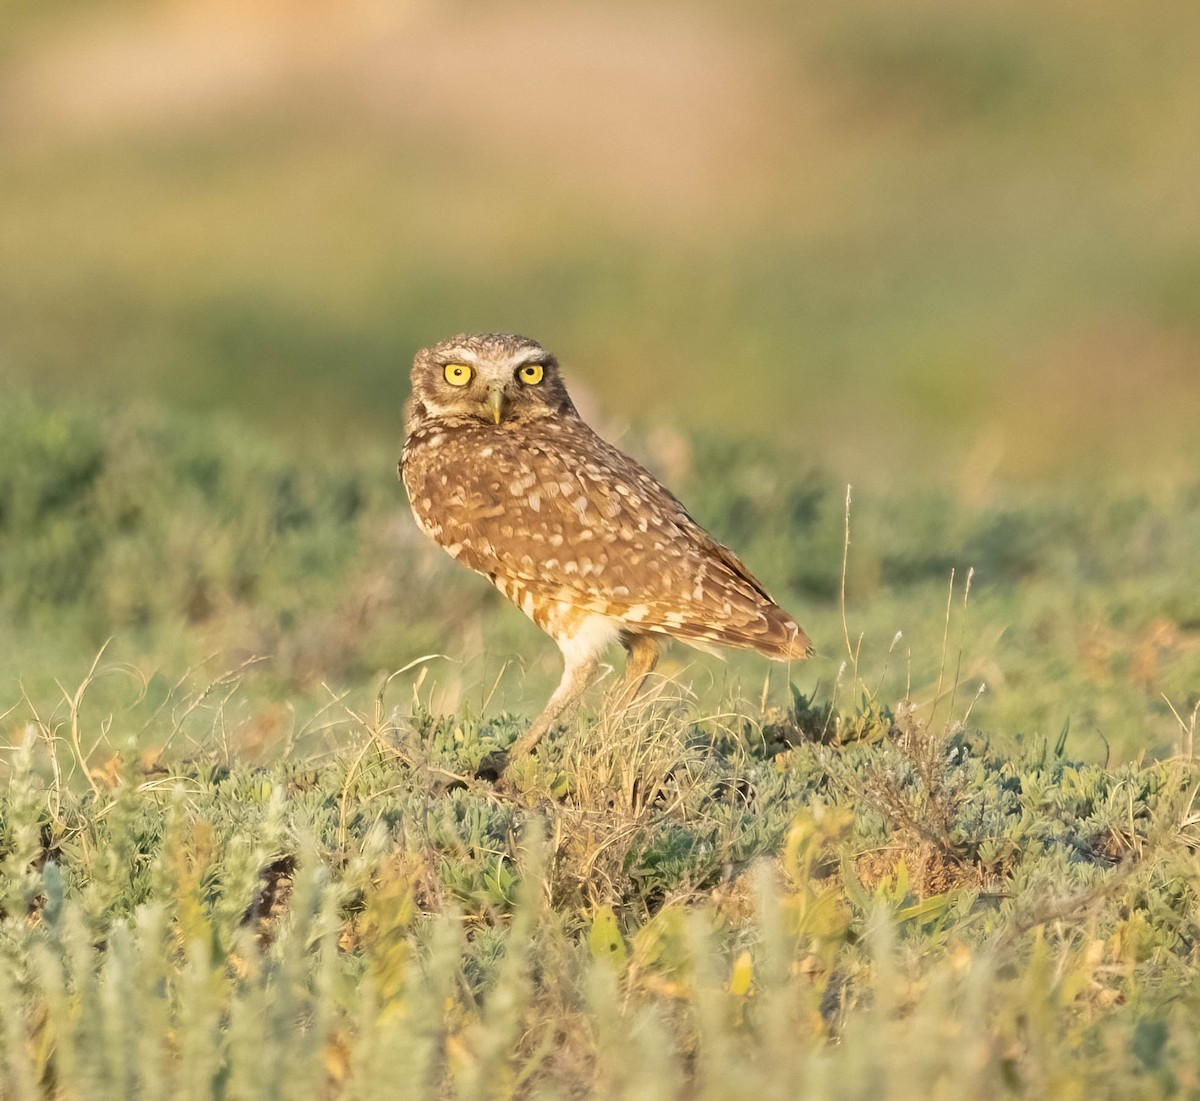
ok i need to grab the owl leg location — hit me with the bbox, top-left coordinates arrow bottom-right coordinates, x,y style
507,650 -> 600,761
616,631 -> 661,707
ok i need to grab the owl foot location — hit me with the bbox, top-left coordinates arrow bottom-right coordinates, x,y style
615,632 -> 661,709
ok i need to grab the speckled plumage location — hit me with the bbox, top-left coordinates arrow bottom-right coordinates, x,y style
400,332 -> 813,761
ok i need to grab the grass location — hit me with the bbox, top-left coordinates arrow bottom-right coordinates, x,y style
1,393 -> 1199,1097
2,656 -> 1200,1099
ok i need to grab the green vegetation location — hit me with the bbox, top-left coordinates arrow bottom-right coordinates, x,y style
2,394 -> 1198,1098
3,2 -> 1200,1092
2,694 -> 1200,1100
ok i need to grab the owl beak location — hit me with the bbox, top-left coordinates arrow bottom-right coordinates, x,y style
486,388 -> 506,425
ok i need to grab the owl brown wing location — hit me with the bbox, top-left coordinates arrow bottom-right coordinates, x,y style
402,417 -> 812,661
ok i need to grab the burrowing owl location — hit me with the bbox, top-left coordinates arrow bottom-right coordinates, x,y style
400,333 -> 813,763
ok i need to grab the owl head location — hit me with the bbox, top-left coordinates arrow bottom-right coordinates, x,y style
406,332 -> 577,432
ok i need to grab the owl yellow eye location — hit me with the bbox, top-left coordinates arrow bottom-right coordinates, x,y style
518,363 -> 544,385
444,363 -> 472,387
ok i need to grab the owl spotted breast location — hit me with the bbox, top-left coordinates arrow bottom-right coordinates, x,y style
400,332 -> 814,764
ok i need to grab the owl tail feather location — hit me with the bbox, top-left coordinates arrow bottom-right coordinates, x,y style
663,612 -> 815,664
757,618 -> 816,663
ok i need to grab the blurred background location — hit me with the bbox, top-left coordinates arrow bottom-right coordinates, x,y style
4,0 -> 1200,485
3,0 -> 1199,761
